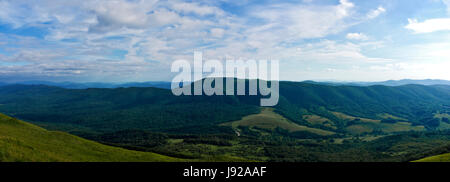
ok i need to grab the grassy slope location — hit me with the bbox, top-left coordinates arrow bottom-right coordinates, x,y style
415,153 -> 450,162
222,108 -> 335,136
0,113 -> 184,162
331,111 -> 425,134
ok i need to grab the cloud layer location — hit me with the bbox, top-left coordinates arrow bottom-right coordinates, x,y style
0,0 -> 448,82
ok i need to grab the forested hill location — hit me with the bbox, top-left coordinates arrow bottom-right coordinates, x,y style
0,84 -> 261,134
0,81 -> 449,135
275,82 -> 450,128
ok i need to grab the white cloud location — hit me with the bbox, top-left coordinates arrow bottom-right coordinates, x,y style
294,40 -> 392,63
0,0 -> 404,82
88,0 -> 160,32
169,1 -> 224,16
210,28 -> 225,38
346,33 -> 369,40
404,0 -> 450,33
366,6 -> 386,19
247,0 -> 355,43
405,18 -> 450,33
0,0 -> 54,28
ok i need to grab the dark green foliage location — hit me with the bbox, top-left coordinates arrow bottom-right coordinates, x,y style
273,127 -> 326,139
183,137 -> 233,146
421,117 -> 441,128
93,130 -> 168,147
260,130 -> 450,162
0,85 -> 259,133
284,130 -> 327,139
238,126 -> 262,137
275,82 -> 450,129
164,125 -> 236,135
443,117 -> 450,123
1,82 -> 449,134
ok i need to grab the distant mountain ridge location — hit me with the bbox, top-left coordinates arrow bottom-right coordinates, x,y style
0,80 -> 172,89
307,79 -> 450,86
0,79 -> 448,90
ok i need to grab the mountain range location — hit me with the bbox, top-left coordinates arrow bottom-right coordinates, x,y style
0,81 -> 172,89
1,79 -> 449,90
303,79 -> 450,86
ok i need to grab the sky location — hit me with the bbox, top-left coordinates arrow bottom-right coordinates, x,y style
0,0 -> 450,82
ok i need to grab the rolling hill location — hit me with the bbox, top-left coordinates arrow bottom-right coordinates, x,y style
313,79 -> 450,86
0,81 -> 172,89
275,82 -> 450,130
0,81 -> 449,136
415,153 -> 450,162
0,113 -> 183,162
221,108 -> 335,136
0,84 -> 260,134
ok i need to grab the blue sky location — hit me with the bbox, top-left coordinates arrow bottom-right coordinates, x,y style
0,0 -> 450,82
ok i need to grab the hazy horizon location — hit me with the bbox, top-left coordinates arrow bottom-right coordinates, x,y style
1,78 -> 450,85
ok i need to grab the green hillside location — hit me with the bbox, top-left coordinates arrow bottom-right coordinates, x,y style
222,108 -> 335,136
0,113 -> 183,162
415,153 -> 450,162
275,82 -> 450,129
0,84 -> 259,134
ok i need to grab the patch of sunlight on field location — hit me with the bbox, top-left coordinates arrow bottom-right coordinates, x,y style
434,113 -> 450,119
222,108 -> 334,136
377,113 -> 407,121
303,115 -> 337,129
332,111 -> 380,123
415,153 -> 450,162
332,112 -> 425,134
